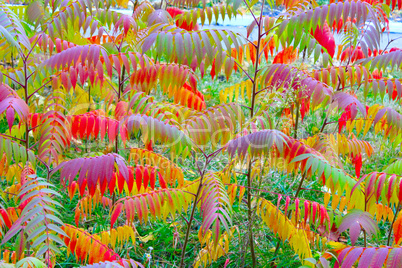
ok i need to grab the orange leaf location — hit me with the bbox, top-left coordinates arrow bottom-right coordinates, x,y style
394,212 -> 402,245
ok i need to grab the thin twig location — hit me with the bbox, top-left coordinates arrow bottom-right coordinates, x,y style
1,72 -> 24,87
0,134 -> 25,143
28,77 -> 55,99
242,0 -> 259,25
234,61 -> 254,82
387,202 -> 401,246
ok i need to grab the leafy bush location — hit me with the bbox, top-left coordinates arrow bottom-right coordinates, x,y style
0,0 -> 402,267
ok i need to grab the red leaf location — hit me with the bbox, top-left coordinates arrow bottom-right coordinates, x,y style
0,209 -> 12,228
127,168 -> 134,193
86,115 -> 95,139
111,203 -> 123,228
145,139 -> 153,151
72,116 -> 79,138
143,166 -> 149,190
311,22 -> 335,57
159,172 -> 167,188
210,60 -> 216,80
93,116 -> 100,137
398,179 -> 402,203
31,113 -> 39,134
353,153 -> 362,178
340,47 -> 365,63
79,116 -> 87,139
135,166 -> 143,191
79,179 -> 87,197
150,167 -> 155,189
99,177 -> 107,196
117,171 -> 125,194
166,7 -> 199,31
108,174 -> 116,195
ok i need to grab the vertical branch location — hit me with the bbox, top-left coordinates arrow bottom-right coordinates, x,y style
115,63 -> 125,154
244,1 -> 265,265
23,57 -> 30,164
246,159 -> 257,267
293,101 -> 300,139
179,154 -> 209,268
387,202 -> 401,246
119,66 -> 126,96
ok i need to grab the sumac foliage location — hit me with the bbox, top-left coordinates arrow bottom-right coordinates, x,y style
0,0 -> 402,267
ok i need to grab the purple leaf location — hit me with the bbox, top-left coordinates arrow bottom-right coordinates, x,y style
370,247 -> 389,268
142,33 -> 158,53
349,222 -> 361,246
387,248 -> 402,268
357,248 -> 376,268
338,209 -> 379,245
341,247 -> 363,268
54,154 -> 129,197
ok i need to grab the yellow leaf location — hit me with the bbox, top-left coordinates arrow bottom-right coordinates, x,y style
324,192 -> 330,207
331,194 -> 340,211
355,119 -> 364,136
138,234 -> 154,243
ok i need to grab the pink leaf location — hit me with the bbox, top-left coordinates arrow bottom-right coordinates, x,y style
224,259 -> 230,268
284,196 -> 290,215
6,106 -> 15,132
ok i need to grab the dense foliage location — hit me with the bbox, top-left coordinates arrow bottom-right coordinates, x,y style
1,0 -> 402,267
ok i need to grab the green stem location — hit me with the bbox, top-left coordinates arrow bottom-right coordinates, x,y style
246,160 -> 256,267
